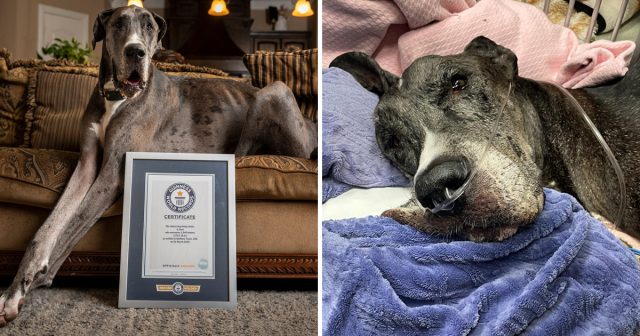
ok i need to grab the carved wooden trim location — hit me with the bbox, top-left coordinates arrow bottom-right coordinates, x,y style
236,254 -> 317,279
0,251 -> 317,279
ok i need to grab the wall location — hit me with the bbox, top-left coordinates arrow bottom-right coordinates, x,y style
0,0 -> 317,61
249,0 -> 317,48
250,9 -> 311,32
0,0 -> 109,62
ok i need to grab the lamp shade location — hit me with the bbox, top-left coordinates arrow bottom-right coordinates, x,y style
292,0 -> 313,17
127,0 -> 144,7
208,0 -> 229,16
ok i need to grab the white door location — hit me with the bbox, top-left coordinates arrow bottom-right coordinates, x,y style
38,4 -> 89,58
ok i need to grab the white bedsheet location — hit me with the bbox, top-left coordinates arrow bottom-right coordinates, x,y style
323,187 -> 413,221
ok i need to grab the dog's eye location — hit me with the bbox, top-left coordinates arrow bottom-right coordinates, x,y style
145,23 -> 153,30
451,75 -> 467,92
115,21 -> 124,30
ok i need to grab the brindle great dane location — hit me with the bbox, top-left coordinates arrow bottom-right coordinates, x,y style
0,6 -> 316,326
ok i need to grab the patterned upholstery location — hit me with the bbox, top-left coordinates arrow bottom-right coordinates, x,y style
0,50 -> 29,147
0,147 -> 78,193
243,49 -> 318,121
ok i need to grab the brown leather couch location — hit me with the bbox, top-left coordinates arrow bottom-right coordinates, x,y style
0,50 -> 318,279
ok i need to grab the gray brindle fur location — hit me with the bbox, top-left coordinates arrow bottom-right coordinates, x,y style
0,6 -> 316,326
331,36 -> 640,242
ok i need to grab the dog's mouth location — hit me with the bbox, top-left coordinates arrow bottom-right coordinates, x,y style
122,70 -> 145,90
124,70 -> 142,86
116,69 -> 146,97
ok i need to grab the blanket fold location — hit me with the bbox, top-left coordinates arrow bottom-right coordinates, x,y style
323,0 -> 635,88
323,189 -> 640,335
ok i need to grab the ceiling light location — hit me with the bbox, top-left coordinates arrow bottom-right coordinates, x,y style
208,0 -> 230,16
292,0 -> 313,17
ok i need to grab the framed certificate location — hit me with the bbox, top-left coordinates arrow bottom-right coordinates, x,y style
119,152 -> 236,308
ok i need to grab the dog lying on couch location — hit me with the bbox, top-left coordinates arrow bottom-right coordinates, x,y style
0,6 -> 317,326
331,36 -> 640,242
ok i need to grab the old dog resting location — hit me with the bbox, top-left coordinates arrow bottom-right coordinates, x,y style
0,6 -> 316,326
331,36 -> 640,242
321,37 -> 640,334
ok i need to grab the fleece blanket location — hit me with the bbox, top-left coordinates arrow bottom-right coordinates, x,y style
323,0 -> 635,88
323,189 -> 640,335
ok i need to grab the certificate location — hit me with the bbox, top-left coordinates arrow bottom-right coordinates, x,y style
143,173 -> 215,279
119,152 -> 236,309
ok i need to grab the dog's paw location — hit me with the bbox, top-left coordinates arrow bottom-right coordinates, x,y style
0,290 -> 24,327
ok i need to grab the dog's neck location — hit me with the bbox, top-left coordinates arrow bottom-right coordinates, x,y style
103,87 -> 125,101
98,47 -> 114,97
520,78 -> 624,224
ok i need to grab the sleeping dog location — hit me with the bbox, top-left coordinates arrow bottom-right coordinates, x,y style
331,36 -> 640,242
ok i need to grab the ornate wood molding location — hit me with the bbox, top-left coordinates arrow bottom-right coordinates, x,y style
236,254 -> 317,279
0,251 -> 317,279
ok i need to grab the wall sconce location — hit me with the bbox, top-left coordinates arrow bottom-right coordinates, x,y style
127,0 -> 144,7
208,0 -> 230,16
292,0 -> 313,17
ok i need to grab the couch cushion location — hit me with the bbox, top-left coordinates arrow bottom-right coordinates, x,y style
0,49 -> 29,146
236,155 -> 317,201
243,49 -> 318,121
24,70 -> 97,151
0,149 -> 317,212
0,201 -> 317,254
0,147 -> 123,216
0,147 -> 78,193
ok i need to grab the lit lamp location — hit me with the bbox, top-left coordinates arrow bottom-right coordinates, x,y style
208,0 -> 229,16
127,0 -> 144,7
292,0 -> 313,17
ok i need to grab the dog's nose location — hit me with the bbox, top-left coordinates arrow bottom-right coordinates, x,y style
125,44 -> 146,59
415,157 -> 469,212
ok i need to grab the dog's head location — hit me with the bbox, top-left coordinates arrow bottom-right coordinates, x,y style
331,36 -> 545,241
92,6 -> 166,98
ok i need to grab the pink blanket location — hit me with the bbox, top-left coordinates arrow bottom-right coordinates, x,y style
323,0 -> 635,88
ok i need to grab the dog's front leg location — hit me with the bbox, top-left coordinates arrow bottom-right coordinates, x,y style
0,132 -> 102,326
44,150 -> 125,283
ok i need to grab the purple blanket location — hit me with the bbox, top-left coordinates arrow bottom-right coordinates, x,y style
323,189 -> 640,335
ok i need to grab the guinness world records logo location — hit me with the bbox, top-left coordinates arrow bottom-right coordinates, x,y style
165,183 -> 196,212
172,282 -> 184,295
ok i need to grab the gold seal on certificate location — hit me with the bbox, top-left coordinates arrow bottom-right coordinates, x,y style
143,173 -> 215,279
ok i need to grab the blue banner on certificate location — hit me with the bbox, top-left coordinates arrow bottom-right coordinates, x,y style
119,152 -> 236,309
143,174 -> 215,279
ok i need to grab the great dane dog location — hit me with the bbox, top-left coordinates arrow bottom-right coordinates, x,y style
331,36 -> 640,242
0,6 -> 316,326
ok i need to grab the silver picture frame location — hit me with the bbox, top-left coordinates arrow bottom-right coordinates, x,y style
118,152 -> 237,309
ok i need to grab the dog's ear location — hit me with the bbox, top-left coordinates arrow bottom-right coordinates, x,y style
464,36 -> 518,78
152,12 -> 167,44
330,52 -> 399,96
92,8 -> 117,50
